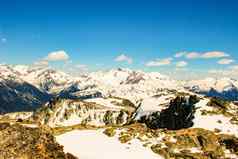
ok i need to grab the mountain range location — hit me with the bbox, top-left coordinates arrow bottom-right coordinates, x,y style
1,64 -> 238,113
1,64 -> 238,158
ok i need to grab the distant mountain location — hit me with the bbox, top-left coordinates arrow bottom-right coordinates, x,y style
0,65 -> 51,113
0,78 -> 51,114
185,77 -> 238,101
77,68 -> 180,103
2,64 -> 238,114
14,65 -> 74,93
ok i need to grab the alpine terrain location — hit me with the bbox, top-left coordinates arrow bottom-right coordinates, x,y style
1,64 -> 238,159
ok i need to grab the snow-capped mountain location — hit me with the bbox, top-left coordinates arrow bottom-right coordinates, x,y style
0,64 -> 75,93
16,66 -> 74,93
0,65 -> 53,113
70,68 -> 181,103
1,64 -> 238,158
0,64 -> 23,80
185,77 -> 238,101
0,77 -> 50,114
2,64 -> 238,115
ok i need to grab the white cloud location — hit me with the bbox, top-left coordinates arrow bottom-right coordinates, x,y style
145,58 -> 172,67
44,50 -> 69,61
174,52 -> 186,58
1,38 -> 7,43
33,50 -> 69,67
176,61 -> 188,67
185,52 -> 201,59
217,58 -> 234,65
114,54 -> 133,64
201,51 -> 229,58
185,51 -> 230,59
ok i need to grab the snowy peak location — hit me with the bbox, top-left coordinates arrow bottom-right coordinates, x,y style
186,77 -> 238,92
0,64 -> 75,93
89,68 -> 171,86
0,64 -> 22,80
81,68 -> 180,103
22,67 -> 73,93
185,77 -> 238,100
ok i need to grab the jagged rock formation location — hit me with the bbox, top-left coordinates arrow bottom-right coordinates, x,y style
59,86 -> 103,100
141,95 -> 200,130
33,98 -> 134,127
0,123 -> 77,159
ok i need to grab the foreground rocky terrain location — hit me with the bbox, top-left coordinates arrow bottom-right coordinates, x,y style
1,93 -> 238,158
101,123 -> 238,159
0,123 -> 76,159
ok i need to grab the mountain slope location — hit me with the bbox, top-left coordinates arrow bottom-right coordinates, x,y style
185,78 -> 238,101
13,65 -> 74,93
65,68 -> 181,103
0,77 -> 51,114
0,65 -> 51,113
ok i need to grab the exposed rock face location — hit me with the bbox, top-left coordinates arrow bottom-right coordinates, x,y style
59,88 -> 103,100
33,98 -> 132,127
141,95 -> 200,130
0,79 -> 51,114
0,123 -> 77,159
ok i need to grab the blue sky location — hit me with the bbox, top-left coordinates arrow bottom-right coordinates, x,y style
0,0 -> 238,79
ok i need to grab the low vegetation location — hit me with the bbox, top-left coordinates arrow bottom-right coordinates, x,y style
119,132 -> 133,143
52,124 -> 101,135
201,97 -> 238,126
104,123 -> 238,159
207,97 -> 230,109
103,127 -> 116,137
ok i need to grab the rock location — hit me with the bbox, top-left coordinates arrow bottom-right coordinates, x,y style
0,123 -> 77,159
103,127 -> 116,137
142,95 -> 199,130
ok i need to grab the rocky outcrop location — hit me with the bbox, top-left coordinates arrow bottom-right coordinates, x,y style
0,123 -> 77,159
33,98 -> 133,127
59,86 -> 103,100
141,95 -> 200,130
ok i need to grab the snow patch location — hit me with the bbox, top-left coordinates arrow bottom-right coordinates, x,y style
56,130 -> 163,159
